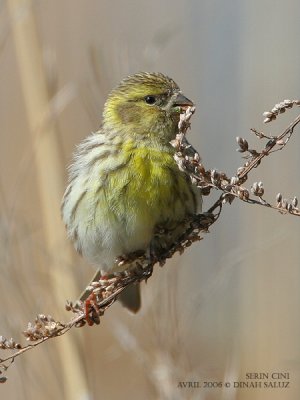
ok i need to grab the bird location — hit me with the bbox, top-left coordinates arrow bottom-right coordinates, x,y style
61,72 -> 202,313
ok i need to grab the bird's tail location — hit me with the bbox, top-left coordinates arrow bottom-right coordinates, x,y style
118,283 -> 141,313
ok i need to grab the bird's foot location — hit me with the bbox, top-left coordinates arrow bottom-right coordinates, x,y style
84,292 -> 101,326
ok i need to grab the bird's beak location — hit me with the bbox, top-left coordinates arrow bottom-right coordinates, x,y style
173,92 -> 194,107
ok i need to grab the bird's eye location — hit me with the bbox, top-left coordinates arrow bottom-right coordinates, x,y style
144,95 -> 156,105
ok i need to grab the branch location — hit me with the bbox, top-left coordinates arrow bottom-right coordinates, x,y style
172,99 -> 300,216
1,99 -> 300,382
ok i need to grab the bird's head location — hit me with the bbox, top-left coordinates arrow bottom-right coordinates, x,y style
103,72 -> 193,143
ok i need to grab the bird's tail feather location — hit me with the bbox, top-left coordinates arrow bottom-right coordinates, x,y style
118,283 -> 141,313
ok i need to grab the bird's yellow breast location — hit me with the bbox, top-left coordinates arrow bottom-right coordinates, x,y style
105,140 -> 196,232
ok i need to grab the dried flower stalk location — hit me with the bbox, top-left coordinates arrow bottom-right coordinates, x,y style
1,99 -> 300,381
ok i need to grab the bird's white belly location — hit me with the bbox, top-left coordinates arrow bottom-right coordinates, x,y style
77,211 -> 154,272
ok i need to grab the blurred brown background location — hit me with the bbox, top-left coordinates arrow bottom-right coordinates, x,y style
1,0 -> 300,399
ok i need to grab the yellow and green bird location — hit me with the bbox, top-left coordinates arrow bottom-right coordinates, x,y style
61,72 -> 202,312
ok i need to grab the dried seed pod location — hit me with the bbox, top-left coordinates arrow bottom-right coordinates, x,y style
222,193 -> 235,204
251,182 -> 259,195
283,99 -> 293,108
251,182 -> 264,197
211,169 -> 218,178
282,200 -> 288,210
7,338 -> 15,349
236,136 -> 243,145
223,184 -> 232,192
211,169 -> 220,185
0,336 -> 6,347
264,117 -> 272,123
200,186 -> 211,196
278,106 -> 286,114
231,176 -> 239,185
276,193 -> 283,203
292,197 -> 298,207
238,190 -> 244,200
193,152 -> 201,162
196,163 -> 205,174
263,111 -> 273,118
243,189 -> 250,200
236,137 -> 249,152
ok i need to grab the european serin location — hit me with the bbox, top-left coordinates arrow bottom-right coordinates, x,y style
61,72 -> 202,312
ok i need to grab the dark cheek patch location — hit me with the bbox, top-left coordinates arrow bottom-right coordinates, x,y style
116,102 -> 141,124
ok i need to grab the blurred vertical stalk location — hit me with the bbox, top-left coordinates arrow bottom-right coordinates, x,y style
7,0 -> 89,399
